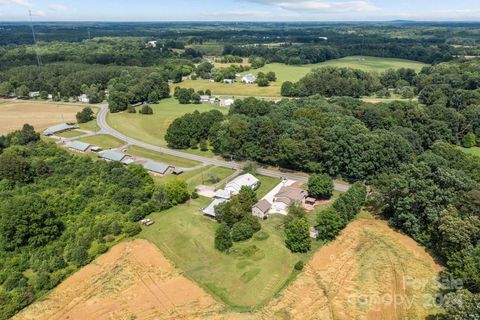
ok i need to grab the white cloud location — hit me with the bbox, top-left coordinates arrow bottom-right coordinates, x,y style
0,0 -> 32,7
48,3 -> 67,11
242,0 -> 378,12
200,9 -> 301,20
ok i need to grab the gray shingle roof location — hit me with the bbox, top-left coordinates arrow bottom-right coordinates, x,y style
254,199 -> 271,213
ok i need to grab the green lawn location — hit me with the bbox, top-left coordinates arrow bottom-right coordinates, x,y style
153,165 -> 236,191
78,119 -> 100,132
78,134 -> 125,149
255,175 -> 282,198
181,56 -> 428,98
139,196 -> 315,310
458,146 -> 480,158
57,130 -> 85,138
126,145 -> 201,168
107,98 -> 226,158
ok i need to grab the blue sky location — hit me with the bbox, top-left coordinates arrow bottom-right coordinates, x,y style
0,0 -> 479,21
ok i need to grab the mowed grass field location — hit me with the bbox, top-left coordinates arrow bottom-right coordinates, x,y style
107,98 -> 227,157
179,56 -> 428,97
0,100 -> 85,135
140,196 -> 319,310
79,134 -> 125,149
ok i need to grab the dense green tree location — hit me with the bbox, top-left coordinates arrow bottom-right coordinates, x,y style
284,217 -> 311,253
316,208 -> 345,241
214,223 -> 232,252
76,107 -> 94,123
231,221 -> 254,242
463,132 -> 477,148
308,174 -> 334,199
139,105 -> 153,115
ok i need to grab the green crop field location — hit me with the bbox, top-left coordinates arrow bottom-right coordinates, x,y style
107,98 -> 227,158
79,134 -> 125,149
126,145 -> 201,168
179,56 -> 428,97
139,196 -> 323,310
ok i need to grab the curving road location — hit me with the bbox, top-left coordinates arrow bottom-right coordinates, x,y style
96,105 -> 350,192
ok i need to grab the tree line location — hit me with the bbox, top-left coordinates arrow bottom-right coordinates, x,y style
0,125 -> 191,319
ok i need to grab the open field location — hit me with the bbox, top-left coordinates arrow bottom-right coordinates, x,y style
15,213 -> 441,319
458,146 -> 480,158
79,134 -> 125,149
262,218 -> 442,320
126,145 -> 202,168
107,98 -> 227,157
57,130 -> 86,139
180,56 -> 428,97
0,100 -> 84,135
78,119 -> 100,132
140,196 -> 309,310
13,239 -> 226,320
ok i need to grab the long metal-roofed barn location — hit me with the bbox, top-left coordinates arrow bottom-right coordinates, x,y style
43,123 -> 79,136
98,150 -> 133,165
142,161 -> 174,175
66,141 -> 91,152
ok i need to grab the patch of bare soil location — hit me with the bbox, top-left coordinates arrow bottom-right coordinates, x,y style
0,100 -> 82,135
259,219 -> 441,320
14,240 -> 228,320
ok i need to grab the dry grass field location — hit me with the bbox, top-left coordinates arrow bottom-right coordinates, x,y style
0,100 -> 86,135
14,240 -> 227,320
15,218 -> 442,320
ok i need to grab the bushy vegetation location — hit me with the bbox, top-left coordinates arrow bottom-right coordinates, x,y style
0,125 -> 190,319
307,173 -> 333,199
76,107 -> 94,123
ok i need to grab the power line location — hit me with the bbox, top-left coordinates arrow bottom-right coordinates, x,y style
29,10 -> 42,67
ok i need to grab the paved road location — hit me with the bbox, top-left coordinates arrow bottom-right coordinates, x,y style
96,105 -> 350,192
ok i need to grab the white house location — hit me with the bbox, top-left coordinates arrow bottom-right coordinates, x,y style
220,98 -> 235,107
200,95 -> 210,103
146,40 -> 157,48
78,94 -> 89,103
29,91 -> 40,98
241,74 -> 257,84
225,173 -> 259,195
223,79 -> 234,84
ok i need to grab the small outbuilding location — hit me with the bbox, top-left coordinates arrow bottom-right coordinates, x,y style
202,198 -> 227,218
310,227 -> 319,239
241,74 -> 257,84
252,199 -> 272,219
306,197 -> 316,205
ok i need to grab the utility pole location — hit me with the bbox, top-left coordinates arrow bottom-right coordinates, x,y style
29,10 -> 42,67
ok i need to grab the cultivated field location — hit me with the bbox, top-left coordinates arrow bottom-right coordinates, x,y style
14,239 -> 226,320
179,56 -> 428,97
0,100 -> 84,135
15,215 -> 441,320
261,218 -> 441,320
107,98 -> 227,157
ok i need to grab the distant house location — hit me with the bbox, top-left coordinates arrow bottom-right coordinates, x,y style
200,95 -> 210,103
29,91 -> 40,98
274,186 -> 308,207
252,199 -> 272,219
225,173 -> 259,195
142,161 -> 174,175
310,227 -> 319,239
78,94 -> 89,103
66,141 -> 91,153
98,150 -> 128,162
223,79 -> 234,84
146,40 -> 157,48
220,98 -> 235,107
43,123 -> 79,136
202,198 -> 227,218
241,74 -> 256,84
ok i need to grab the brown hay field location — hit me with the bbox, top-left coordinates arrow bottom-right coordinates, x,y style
14,220 -> 441,320
0,100 -> 84,135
